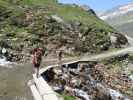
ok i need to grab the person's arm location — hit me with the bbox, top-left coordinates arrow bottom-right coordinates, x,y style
34,53 -> 38,64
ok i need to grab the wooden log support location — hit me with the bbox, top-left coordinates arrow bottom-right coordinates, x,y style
33,74 -> 58,100
28,80 -> 42,100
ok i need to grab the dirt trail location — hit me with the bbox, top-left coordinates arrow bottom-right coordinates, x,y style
125,35 -> 133,45
81,46 -> 133,61
42,46 -> 133,64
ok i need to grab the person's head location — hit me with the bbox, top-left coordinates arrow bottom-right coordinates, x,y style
93,61 -> 98,65
38,48 -> 43,51
31,48 -> 37,54
38,47 -> 45,55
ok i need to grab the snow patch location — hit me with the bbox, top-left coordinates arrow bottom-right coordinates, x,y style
100,4 -> 133,20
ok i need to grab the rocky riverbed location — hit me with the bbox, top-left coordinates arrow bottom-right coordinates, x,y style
42,60 -> 133,100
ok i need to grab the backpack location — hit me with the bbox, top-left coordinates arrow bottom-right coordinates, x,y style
36,50 -> 42,64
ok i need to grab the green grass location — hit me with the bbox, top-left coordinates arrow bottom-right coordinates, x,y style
62,94 -> 76,100
22,0 -> 57,6
0,0 -> 114,32
0,0 -> 116,54
20,0 -> 114,32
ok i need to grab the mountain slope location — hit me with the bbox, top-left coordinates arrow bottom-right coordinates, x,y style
0,0 -> 127,61
100,3 -> 133,36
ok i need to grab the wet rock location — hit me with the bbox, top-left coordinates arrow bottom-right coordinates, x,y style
95,83 -> 111,100
113,33 -> 128,47
109,89 -> 125,100
129,75 -> 133,81
73,88 -> 90,100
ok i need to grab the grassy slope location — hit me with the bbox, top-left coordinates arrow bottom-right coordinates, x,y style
0,0 -> 117,55
20,0 -> 114,32
0,0 -> 114,33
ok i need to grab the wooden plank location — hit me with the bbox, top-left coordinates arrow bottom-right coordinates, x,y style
30,83 -> 42,100
63,60 -> 79,65
39,60 -> 79,74
42,94 -> 58,100
33,74 -> 59,100
33,74 -> 52,95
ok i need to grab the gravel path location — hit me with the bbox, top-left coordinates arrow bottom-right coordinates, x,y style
0,64 -> 33,100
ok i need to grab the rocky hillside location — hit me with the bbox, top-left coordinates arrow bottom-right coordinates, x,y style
100,3 -> 133,37
0,0 -> 128,62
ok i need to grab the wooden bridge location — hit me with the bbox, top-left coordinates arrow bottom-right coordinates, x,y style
28,46 -> 133,100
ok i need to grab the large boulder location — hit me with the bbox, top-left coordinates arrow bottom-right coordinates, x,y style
110,32 -> 128,48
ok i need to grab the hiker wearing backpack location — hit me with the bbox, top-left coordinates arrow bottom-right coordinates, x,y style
32,47 -> 44,78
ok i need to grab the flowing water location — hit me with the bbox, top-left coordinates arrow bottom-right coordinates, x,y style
0,56 -> 12,68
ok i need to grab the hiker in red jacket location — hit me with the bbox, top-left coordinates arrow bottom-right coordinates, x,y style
32,48 -> 43,78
